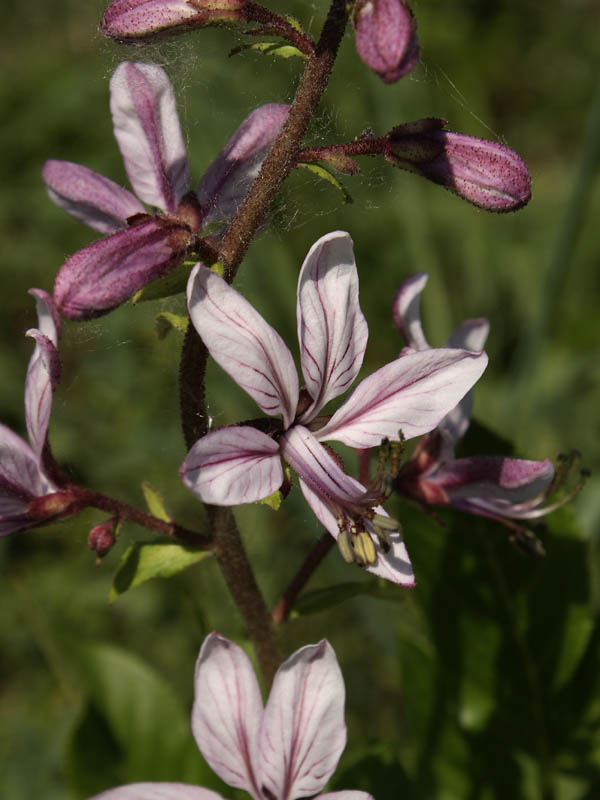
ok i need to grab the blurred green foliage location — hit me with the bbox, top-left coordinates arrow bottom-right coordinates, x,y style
1,0 -> 599,798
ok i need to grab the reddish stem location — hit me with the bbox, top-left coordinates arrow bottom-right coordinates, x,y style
272,533 -> 335,625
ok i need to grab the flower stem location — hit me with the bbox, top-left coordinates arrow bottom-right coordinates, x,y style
272,532 -> 334,625
71,486 -> 211,548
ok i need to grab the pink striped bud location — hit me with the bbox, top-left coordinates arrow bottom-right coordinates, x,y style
101,0 -> 248,42
354,0 -> 419,83
387,120 -> 532,212
88,519 -> 117,557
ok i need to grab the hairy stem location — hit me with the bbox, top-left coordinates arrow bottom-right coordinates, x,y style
218,0 -> 351,279
210,505 -> 282,685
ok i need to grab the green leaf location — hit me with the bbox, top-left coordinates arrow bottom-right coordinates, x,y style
254,489 -> 283,511
155,312 -> 188,340
109,541 -> 211,601
66,643 -> 225,795
230,42 -> 307,60
131,261 -> 195,303
296,162 -> 353,203
294,579 -> 409,616
141,482 -> 172,522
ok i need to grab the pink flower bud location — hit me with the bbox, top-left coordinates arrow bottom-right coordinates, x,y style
354,0 -> 419,83
101,0 -> 248,42
88,519 -> 117,557
387,121 -> 532,211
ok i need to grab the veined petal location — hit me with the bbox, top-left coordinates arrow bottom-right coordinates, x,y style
438,456 -> 555,519
54,218 -> 191,319
296,232 -> 368,420
192,633 -> 263,799
24,331 -> 60,462
110,62 -> 190,213
0,424 -> 52,502
259,641 -> 346,800
187,265 -> 299,427
180,426 -> 283,505
28,288 -> 61,346
392,272 -> 430,351
315,348 -> 488,448
197,104 -> 290,226
42,160 -> 144,233
89,783 -> 225,800
300,477 -> 415,586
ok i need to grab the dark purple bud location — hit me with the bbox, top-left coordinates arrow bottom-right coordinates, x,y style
53,217 -> 194,319
101,0 -> 248,42
88,518 -> 117,557
387,122 -> 532,212
354,0 -> 419,84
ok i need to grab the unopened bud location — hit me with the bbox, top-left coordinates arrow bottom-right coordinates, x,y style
88,519 -> 117,557
354,0 -> 419,84
26,490 -> 78,520
101,0 -> 248,43
387,122 -> 531,212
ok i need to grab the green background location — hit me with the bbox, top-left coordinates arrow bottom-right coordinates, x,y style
1,1 -> 599,798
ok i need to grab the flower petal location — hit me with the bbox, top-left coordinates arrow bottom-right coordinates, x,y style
259,641 -> 347,800
300,477 -> 415,586
187,265 -> 299,427
42,160 -> 144,233
316,348 -> 488,448
0,424 -> 52,507
54,218 -> 190,319
191,633 -> 263,799
110,62 -> 190,213
89,783 -> 225,800
296,232 -> 368,420
438,456 -> 555,519
197,104 -> 290,226
280,426 -> 415,585
392,272 -> 430,351
180,426 -> 283,505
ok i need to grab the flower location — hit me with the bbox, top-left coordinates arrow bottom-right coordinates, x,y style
386,118 -> 532,212
0,290 -> 76,534
88,632 -> 372,800
393,273 -> 559,529
43,61 -> 289,319
180,231 -> 488,584
353,0 -> 419,84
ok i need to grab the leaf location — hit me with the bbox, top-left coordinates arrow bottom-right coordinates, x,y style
294,579 -> 409,616
230,42 -> 307,60
141,481 -> 172,522
109,541 -> 211,601
65,643 -> 226,795
296,162 -> 353,203
155,312 -> 188,340
131,261 -> 195,303
254,488 -> 283,510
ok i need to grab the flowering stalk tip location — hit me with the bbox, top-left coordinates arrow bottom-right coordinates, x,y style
386,120 -> 532,211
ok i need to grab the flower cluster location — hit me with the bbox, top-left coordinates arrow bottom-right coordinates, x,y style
44,61 -> 288,319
